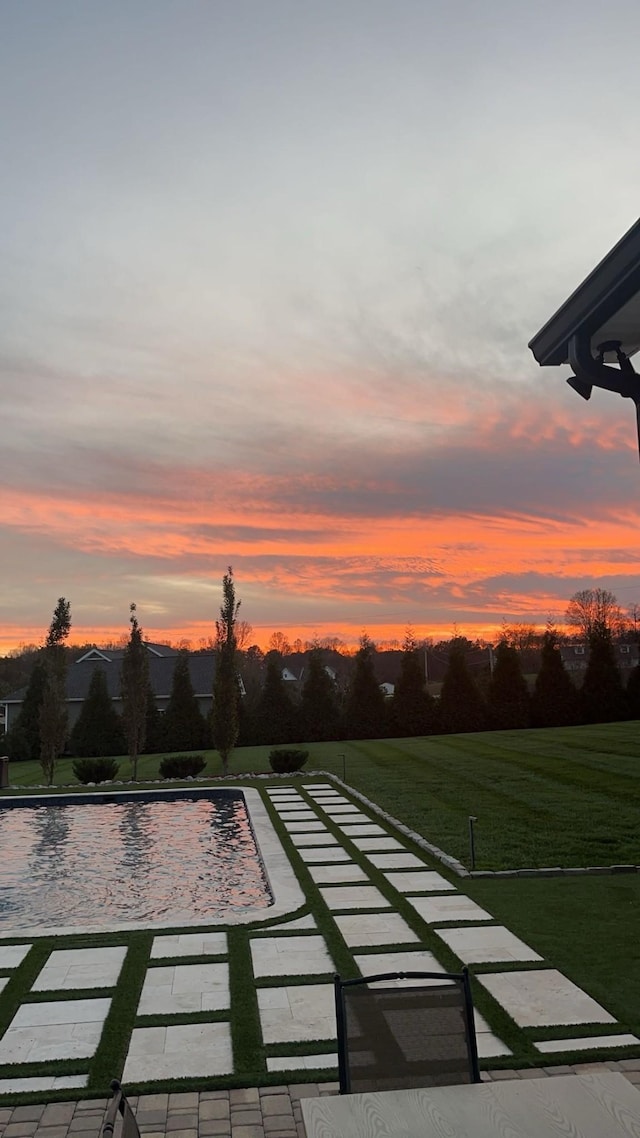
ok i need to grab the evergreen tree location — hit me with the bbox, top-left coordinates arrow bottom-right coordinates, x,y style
531,629 -> 580,727
40,597 -> 72,785
163,651 -> 207,752
300,649 -> 340,741
343,634 -> 386,740
212,567 -> 241,775
487,640 -> 530,730
145,686 -> 164,754
69,667 -> 125,757
390,633 -> 435,737
254,652 -> 299,745
439,639 -> 486,734
120,604 -> 149,780
5,659 -> 47,761
626,663 -> 640,720
580,624 -> 628,724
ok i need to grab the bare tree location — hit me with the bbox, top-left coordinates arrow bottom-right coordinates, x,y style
565,589 -> 623,638
268,630 -> 291,656
235,620 -> 253,650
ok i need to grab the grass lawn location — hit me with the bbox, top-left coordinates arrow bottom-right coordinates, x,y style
6,720 -> 640,869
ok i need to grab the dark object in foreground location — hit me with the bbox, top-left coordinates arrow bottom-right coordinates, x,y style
334,968 -> 480,1093
269,748 -> 309,773
102,1079 -> 140,1138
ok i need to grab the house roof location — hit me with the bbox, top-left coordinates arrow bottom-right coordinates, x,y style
2,653 -> 217,705
529,217 -> 640,367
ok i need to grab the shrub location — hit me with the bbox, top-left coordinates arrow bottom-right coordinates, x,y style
159,754 -> 207,779
73,757 -> 120,784
269,748 -> 309,773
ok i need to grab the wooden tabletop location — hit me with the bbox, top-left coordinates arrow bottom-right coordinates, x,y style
301,1073 -> 640,1138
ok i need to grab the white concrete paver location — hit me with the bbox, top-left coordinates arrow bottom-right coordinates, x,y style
0,1075 -> 88,1094
408,895 -> 494,923
137,963 -> 230,1015
478,970 -> 617,1027
0,998 -> 111,1063
258,983 -> 336,1043
150,932 -> 228,958
339,824 -> 388,837
536,1033 -> 640,1053
320,885 -> 391,911
323,813 -> 370,824
250,934 -> 334,977
474,1011 -> 512,1058
353,950 -> 445,981
298,846 -> 353,863
258,914 -> 318,931
367,853 -> 426,869
384,870 -> 455,893
0,978 -> 8,995
435,925 -> 542,963
0,945 -> 32,969
335,912 -> 419,948
307,863 -> 369,884
350,837 -> 405,852
318,803 -> 366,813
291,833 -> 339,846
32,946 -> 127,991
267,1053 -> 337,1071
276,810 -> 316,820
123,1021 -> 233,1082
283,821 -> 327,832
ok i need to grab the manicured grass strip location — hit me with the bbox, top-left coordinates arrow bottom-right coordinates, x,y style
89,932 -> 152,1090
227,927 -> 264,1078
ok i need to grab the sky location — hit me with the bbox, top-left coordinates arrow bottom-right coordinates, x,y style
2,0 -> 640,654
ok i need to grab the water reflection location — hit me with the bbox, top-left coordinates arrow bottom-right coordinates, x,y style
0,794 -> 272,930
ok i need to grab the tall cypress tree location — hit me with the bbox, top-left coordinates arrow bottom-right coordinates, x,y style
487,641 -> 530,730
40,597 -> 72,785
580,624 -> 628,724
212,567 -> 241,775
344,634 -> 386,740
439,639 -> 486,734
391,633 -> 435,737
5,659 -> 47,761
163,651 -> 207,752
70,667 -> 125,757
120,603 -> 149,781
300,649 -> 340,741
254,652 -> 299,745
531,629 -> 580,727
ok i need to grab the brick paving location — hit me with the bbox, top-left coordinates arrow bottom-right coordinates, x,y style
1,1061 -> 639,1138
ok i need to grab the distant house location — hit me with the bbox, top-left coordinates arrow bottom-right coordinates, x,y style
559,642 -> 640,674
0,643 -> 244,736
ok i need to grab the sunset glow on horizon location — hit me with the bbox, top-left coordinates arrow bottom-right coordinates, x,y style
2,2 -> 640,658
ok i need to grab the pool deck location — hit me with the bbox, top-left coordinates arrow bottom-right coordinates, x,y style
2,1063 -> 640,1138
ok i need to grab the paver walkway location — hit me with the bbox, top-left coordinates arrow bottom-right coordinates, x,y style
0,779 -> 638,1102
2,1064 -> 640,1138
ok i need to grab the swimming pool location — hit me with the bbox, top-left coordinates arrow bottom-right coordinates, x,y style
0,787 -> 302,936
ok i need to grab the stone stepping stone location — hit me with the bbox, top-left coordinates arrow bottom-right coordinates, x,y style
292,833 -> 339,847
266,793 -> 302,802
0,1075 -> 88,1094
250,934 -> 334,977
353,949 -> 445,981
137,963 -> 230,1015
276,809 -> 317,820
536,1033 -> 639,1053
350,837 -> 405,852
408,895 -> 493,924
0,978 -> 8,996
478,969 -> 616,1027
435,925 -> 542,964
308,864 -> 369,885
367,852 -> 426,869
151,932 -> 228,959
258,983 -> 336,1043
298,847 -> 353,863
32,946 -> 127,991
384,870 -> 455,894
0,944 -> 32,969
325,813 -> 371,824
339,824 -> 387,837
123,1021 -> 233,1082
335,912 -> 419,948
0,998 -> 111,1063
284,821 -> 327,832
267,1053 -> 337,1071
310,796 -> 351,805
319,803 -> 368,814
474,1011 -> 512,1058
306,786 -> 339,795
320,885 -> 391,911
257,914 -> 317,932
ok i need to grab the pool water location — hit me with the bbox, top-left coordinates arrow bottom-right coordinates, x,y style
0,792 -> 273,930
